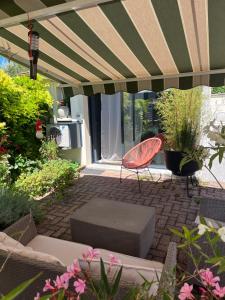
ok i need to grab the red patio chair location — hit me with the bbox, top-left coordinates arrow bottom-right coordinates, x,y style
120,137 -> 162,192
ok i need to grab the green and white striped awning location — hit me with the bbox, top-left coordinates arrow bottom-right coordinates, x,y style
0,0 -> 225,96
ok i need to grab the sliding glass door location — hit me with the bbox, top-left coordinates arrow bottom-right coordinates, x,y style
91,91 -> 164,166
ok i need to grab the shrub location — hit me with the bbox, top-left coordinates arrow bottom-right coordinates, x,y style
15,159 -> 79,198
0,188 -> 43,230
156,88 -> 203,151
0,70 -> 53,158
39,139 -> 59,161
10,154 -> 40,182
0,155 -> 11,187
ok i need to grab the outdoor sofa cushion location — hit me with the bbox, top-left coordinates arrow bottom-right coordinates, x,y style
27,234 -> 163,294
0,232 -> 63,266
27,234 -> 90,266
80,250 -> 163,296
0,232 -> 25,250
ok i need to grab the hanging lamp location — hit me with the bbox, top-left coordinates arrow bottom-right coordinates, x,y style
28,25 -> 39,80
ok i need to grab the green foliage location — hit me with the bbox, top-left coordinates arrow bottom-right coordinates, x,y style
0,188 -> 43,230
0,159 -> 11,187
0,70 -> 53,158
39,139 -> 59,161
3,60 -> 28,77
0,273 -> 41,300
209,146 -> 225,169
10,154 -> 40,182
212,86 -> 225,94
15,159 -> 79,198
156,88 -> 203,151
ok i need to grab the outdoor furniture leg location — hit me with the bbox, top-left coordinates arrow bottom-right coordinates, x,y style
147,167 -> 153,181
136,170 -> 141,192
120,164 -> 123,183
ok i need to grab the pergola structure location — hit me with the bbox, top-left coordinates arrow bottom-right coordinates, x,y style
0,0 -> 225,97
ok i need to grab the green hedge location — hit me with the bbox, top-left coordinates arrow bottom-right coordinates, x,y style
15,159 -> 79,198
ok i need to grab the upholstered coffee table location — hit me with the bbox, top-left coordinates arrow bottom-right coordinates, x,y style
70,198 -> 155,258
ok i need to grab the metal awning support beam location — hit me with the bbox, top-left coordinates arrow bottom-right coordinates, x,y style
0,51 -> 79,86
58,68 -> 225,88
0,0 -> 116,28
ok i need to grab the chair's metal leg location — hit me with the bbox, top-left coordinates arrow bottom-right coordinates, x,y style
147,167 -> 153,181
136,170 -> 141,192
120,165 -> 123,183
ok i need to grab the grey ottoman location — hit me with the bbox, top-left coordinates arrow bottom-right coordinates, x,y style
70,198 -> 155,258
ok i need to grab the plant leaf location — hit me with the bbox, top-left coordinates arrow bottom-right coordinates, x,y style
1,273 -> 41,300
100,258 -> 111,295
111,266 -> 123,296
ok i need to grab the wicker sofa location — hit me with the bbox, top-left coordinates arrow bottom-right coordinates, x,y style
189,197 -> 225,282
0,214 -> 177,299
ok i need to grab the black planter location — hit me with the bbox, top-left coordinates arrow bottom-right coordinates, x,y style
165,150 -> 200,176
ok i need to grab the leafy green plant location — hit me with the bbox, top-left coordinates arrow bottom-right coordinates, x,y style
15,159 -> 79,198
0,157 -> 11,187
212,86 -> 225,94
39,139 -> 59,161
10,154 -> 40,182
0,188 -> 43,230
0,70 -> 53,159
155,88 -> 203,152
0,273 -> 41,300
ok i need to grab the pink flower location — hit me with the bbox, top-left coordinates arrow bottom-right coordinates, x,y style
54,274 -> 69,290
178,283 -> 194,300
213,283 -> 225,298
67,259 -> 81,278
34,292 -> 40,300
82,247 -> 100,262
109,254 -> 121,266
199,268 -> 220,287
43,279 -> 54,292
74,278 -> 86,295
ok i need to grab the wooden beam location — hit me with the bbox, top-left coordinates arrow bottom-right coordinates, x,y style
0,0 -> 115,28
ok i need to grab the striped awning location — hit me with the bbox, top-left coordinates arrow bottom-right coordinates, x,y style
0,0 -> 225,96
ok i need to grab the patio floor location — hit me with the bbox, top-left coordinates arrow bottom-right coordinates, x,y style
37,166 -> 225,267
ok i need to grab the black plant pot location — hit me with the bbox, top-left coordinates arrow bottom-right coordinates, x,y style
165,150 -> 200,176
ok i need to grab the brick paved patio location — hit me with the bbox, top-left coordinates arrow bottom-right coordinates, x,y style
37,168 -> 225,267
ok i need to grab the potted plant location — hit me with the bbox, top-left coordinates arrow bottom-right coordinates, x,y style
155,88 -> 203,176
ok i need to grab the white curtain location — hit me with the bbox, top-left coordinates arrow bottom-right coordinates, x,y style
101,93 -> 122,161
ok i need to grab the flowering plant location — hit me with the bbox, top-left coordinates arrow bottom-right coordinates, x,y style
204,120 -> 225,169
33,247 -> 154,300
0,122 -> 8,157
172,218 -> 225,300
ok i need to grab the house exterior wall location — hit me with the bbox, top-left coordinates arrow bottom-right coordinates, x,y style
59,95 -> 92,166
197,87 -> 225,185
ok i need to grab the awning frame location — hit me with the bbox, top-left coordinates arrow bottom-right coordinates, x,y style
0,0 -> 116,29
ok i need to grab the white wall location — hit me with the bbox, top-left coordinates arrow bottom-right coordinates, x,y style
197,87 -> 225,184
53,93 -> 92,166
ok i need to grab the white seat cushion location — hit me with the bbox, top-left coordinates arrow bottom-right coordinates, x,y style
98,248 -> 163,270
0,232 -> 25,250
0,232 -> 63,266
27,235 -> 90,266
80,249 -> 163,296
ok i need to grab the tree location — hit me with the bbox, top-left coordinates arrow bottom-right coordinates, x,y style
2,60 -> 28,77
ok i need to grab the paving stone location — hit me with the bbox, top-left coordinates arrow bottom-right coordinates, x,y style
37,170 -> 225,267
